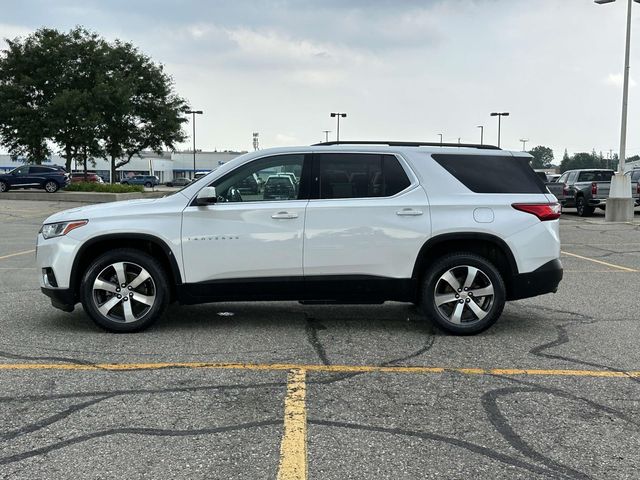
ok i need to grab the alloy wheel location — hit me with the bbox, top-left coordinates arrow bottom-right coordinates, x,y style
433,265 -> 495,325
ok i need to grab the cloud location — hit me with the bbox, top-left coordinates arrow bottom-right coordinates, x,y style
0,23 -> 33,41
606,73 -> 637,88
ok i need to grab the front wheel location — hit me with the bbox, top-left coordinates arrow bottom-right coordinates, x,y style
420,253 -> 506,335
44,180 -> 59,193
80,248 -> 170,332
144,182 -> 152,188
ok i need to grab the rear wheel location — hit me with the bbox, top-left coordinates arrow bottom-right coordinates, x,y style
576,196 -> 593,217
420,253 -> 506,335
144,182 -> 152,188
0,181 -> 8,192
44,180 -> 59,193
80,248 -> 169,332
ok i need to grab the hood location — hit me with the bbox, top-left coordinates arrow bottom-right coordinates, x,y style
42,196 -> 183,224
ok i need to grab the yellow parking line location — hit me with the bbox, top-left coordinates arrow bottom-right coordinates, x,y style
561,250 -> 638,272
277,369 -> 307,480
0,249 -> 35,261
0,361 -> 637,378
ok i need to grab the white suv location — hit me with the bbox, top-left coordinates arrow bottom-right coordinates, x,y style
37,142 -> 563,334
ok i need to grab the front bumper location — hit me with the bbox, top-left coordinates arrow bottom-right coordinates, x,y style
508,259 -> 563,301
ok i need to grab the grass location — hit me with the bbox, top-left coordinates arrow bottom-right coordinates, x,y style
64,182 -> 144,193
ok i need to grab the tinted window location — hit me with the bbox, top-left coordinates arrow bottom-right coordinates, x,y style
432,154 -> 546,194
29,166 -> 53,174
12,166 -> 30,175
578,171 -> 614,182
212,154 -> 306,202
632,170 -> 640,182
317,153 -> 411,199
567,172 -> 578,183
557,173 -> 569,184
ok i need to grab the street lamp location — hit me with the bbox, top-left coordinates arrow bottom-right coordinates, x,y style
477,126 -> 484,145
490,112 -> 509,148
438,133 -> 443,145
323,130 -> 331,142
186,109 -> 203,177
595,0 -> 639,222
520,138 -> 529,151
330,113 -> 347,142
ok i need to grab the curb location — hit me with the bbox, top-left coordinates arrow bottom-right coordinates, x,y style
0,191 -> 167,203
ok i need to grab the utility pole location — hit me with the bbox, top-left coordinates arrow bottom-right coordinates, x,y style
477,126 -> 484,145
186,110 -> 203,177
520,138 -> 529,151
323,130 -> 331,142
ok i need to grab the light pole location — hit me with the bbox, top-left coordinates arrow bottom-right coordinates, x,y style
520,138 -> 529,151
323,130 -> 331,142
490,112 -> 509,148
477,126 -> 484,145
438,133 -> 443,145
595,0 -> 638,221
186,110 -> 203,177
330,113 -> 347,142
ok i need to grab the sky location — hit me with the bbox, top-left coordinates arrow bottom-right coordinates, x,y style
1,0 -> 640,163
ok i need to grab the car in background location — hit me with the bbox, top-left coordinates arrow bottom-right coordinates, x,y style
237,173 -> 263,195
628,169 -> 640,206
70,172 -> 103,183
547,169 -> 614,216
194,171 -> 209,180
166,177 -> 192,187
547,174 -> 561,182
120,175 -> 159,187
263,174 -> 296,200
0,165 -> 70,193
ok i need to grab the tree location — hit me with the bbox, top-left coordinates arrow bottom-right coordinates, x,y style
527,145 -> 554,169
94,40 -> 189,181
0,27 -> 188,178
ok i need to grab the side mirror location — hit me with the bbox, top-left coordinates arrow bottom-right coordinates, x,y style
195,186 -> 218,205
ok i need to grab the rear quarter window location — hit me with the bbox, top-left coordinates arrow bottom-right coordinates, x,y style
431,154 -> 547,194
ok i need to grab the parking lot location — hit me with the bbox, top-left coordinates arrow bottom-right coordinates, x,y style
0,199 -> 639,479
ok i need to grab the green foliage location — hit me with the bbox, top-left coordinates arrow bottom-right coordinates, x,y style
559,151 -> 617,173
527,146 -> 554,169
64,182 -> 144,193
0,27 -> 189,180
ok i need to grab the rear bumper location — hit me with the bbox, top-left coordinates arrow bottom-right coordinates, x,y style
508,259 -> 563,301
41,287 -> 76,312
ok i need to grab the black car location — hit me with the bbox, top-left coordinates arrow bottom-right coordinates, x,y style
0,165 -> 70,193
166,177 -> 192,187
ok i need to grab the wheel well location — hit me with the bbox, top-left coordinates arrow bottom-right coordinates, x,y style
412,236 -> 517,294
71,236 -> 181,301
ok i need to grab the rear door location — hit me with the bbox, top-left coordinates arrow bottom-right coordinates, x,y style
303,152 -> 430,284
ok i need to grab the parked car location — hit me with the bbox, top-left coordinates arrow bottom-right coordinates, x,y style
263,174 -> 296,200
627,169 -> 640,206
547,174 -> 561,183
0,165 -> 70,193
70,172 -> 103,183
547,169 -> 614,216
236,173 -> 263,195
37,141 -> 562,335
166,177 -> 192,187
120,175 -> 159,187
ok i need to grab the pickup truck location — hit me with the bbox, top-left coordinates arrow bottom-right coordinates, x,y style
547,169 -> 614,217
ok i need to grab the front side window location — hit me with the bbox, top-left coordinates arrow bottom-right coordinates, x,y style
212,154 -> 305,202
317,153 -> 411,199
11,166 -> 30,176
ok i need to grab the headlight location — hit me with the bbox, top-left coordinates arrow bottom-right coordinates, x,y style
41,220 -> 88,239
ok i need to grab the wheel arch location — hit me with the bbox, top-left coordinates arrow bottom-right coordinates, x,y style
412,233 -> 518,297
70,233 -> 182,302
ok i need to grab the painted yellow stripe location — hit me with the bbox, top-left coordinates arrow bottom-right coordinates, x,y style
0,361 -> 637,378
561,250 -> 638,272
277,369 -> 307,480
0,249 -> 35,261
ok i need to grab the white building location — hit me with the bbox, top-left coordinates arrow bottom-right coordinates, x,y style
0,150 -> 247,183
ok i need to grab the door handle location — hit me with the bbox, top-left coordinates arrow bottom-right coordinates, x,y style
396,208 -> 423,216
271,211 -> 299,219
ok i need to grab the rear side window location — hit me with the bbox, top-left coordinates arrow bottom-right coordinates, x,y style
29,166 -> 53,174
317,153 -> 411,199
578,171 -> 614,182
432,154 -> 547,194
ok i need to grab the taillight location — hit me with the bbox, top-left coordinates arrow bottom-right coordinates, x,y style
591,182 -> 598,195
512,203 -> 561,221
562,183 -> 569,196
636,182 -> 640,195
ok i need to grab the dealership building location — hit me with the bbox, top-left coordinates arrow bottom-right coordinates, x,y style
0,150 -> 246,183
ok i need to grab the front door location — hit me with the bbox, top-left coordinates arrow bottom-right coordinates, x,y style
181,154 -> 310,289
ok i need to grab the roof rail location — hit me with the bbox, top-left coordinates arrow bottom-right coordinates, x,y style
311,141 -> 501,150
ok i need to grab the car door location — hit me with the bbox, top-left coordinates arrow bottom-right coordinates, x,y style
9,166 -> 33,187
181,153 -> 310,288
303,152 -> 430,285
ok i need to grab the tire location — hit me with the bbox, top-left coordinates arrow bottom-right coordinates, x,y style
420,252 -> 506,335
80,248 -> 170,332
0,181 -> 8,193
575,196 -> 593,217
144,182 -> 152,188
44,180 -> 59,193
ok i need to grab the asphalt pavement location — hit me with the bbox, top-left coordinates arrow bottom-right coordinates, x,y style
0,199 -> 639,479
